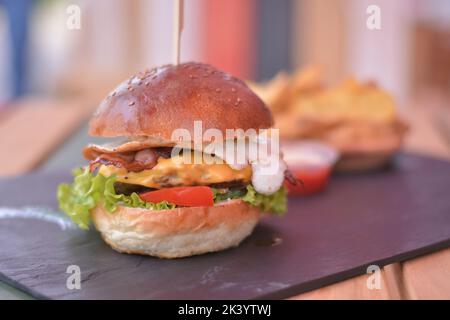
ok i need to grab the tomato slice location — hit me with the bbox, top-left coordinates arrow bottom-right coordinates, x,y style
139,186 -> 214,207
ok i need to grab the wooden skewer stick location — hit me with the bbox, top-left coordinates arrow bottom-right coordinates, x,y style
172,0 -> 184,65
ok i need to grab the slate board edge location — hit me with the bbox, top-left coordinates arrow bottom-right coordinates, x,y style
0,271 -> 47,300
254,238 -> 450,300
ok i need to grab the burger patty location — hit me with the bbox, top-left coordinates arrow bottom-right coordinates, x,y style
114,180 -> 247,196
209,180 -> 248,189
114,182 -> 155,196
97,153 -> 253,189
97,148 -> 293,193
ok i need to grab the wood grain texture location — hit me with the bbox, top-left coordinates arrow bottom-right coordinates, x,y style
292,264 -> 404,300
402,248 -> 450,299
0,99 -> 91,176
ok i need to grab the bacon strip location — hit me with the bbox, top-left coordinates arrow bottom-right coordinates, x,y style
89,150 -> 158,173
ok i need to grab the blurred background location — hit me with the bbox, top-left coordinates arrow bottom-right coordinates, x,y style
0,0 -> 449,175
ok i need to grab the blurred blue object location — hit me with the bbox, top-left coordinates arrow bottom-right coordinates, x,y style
1,0 -> 35,99
255,0 -> 293,81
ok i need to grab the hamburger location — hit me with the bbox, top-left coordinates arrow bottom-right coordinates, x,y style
57,62 -> 289,258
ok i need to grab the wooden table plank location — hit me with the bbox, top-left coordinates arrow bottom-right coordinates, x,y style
0,98 -> 92,176
402,248 -> 450,299
291,264 -> 405,300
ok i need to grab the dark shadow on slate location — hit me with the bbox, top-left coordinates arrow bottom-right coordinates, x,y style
0,152 -> 450,299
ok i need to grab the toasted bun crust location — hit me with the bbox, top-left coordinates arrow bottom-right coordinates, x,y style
91,200 -> 260,258
89,62 -> 273,140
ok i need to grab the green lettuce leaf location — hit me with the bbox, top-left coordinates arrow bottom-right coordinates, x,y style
58,167 -> 287,230
213,185 -> 287,215
57,167 -> 175,230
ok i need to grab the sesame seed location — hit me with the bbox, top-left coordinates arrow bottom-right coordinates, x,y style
128,101 -> 135,106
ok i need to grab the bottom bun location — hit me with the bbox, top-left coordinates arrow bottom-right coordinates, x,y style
91,200 -> 260,258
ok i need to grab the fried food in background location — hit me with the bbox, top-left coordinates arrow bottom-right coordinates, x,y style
249,65 -> 323,114
249,67 -> 408,172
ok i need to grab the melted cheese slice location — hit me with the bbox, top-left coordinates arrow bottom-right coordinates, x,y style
98,155 -> 252,188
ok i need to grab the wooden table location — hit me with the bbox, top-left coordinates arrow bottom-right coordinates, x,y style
0,98 -> 449,300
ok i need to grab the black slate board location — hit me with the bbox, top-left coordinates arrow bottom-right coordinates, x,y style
0,153 -> 450,299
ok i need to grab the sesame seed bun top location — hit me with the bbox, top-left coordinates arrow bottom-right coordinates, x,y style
88,62 -> 273,142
